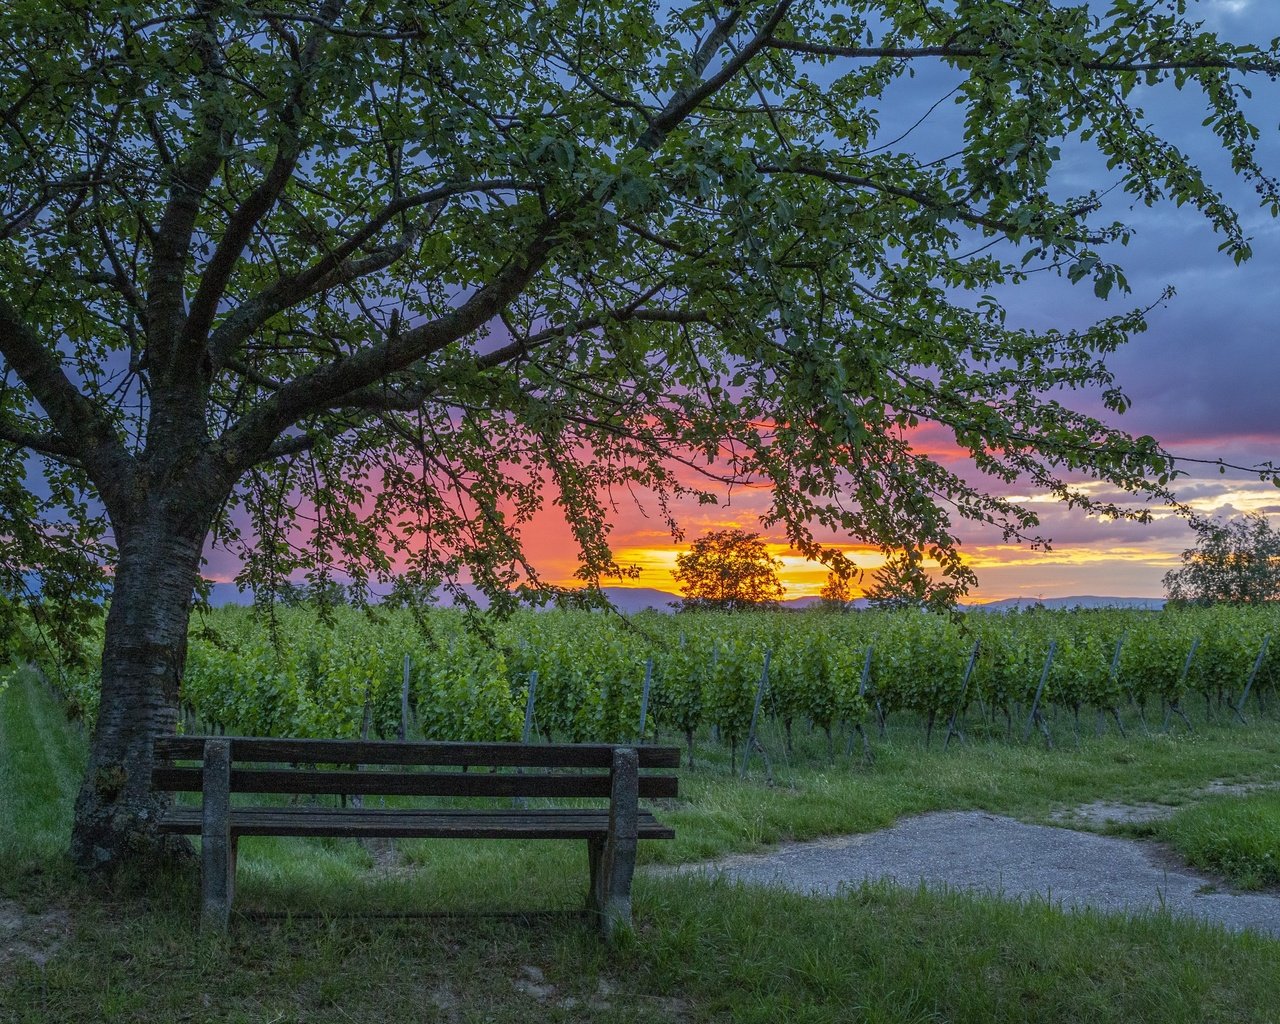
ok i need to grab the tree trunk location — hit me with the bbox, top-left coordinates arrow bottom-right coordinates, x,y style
69,520 -> 206,870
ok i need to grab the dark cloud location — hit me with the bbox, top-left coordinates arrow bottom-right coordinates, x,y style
891,4 -> 1280,469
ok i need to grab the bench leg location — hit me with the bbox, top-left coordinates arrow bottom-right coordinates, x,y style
201,738 -> 233,932
594,830 -> 637,942
229,836 -> 239,902
592,748 -> 639,943
586,837 -> 603,911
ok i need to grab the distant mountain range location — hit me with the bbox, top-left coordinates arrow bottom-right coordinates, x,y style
206,582 -> 1164,613
965,595 -> 1166,612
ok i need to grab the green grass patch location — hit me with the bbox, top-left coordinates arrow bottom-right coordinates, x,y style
1157,791 -> 1280,890
0,668 -> 87,872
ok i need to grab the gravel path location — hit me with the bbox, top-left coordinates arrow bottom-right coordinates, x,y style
663,811 -> 1280,938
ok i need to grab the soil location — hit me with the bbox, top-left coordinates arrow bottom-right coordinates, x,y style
0,899 -> 70,972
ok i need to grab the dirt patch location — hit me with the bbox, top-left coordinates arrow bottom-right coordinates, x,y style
361,837 -> 406,874
1201,778 -> 1280,798
0,899 -> 71,971
1049,778 -> 1280,829
508,969 -> 691,1020
1049,800 -> 1175,827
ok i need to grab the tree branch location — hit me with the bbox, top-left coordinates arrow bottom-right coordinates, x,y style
756,162 -> 1104,243
144,1 -> 236,362
207,179 -> 533,369
766,38 -> 1280,75
178,0 -> 346,367
636,2 -> 794,153
218,217 -> 563,467
218,5 -> 787,468
0,295 -> 136,510
0,421 -> 78,460
330,306 -> 711,415
260,431 -> 319,461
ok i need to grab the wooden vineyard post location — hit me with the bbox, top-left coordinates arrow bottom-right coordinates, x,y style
740,651 -> 772,779
1105,634 -> 1128,738
1163,638 -> 1199,733
945,640 -> 981,749
350,680 -> 374,810
709,641 -> 720,745
1023,641 -> 1056,747
845,645 -> 875,760
521,670 -> 539,743
1234,634 -> 1270,725
514,670 -> 539,809
399,654 -> 412,741
637,658 -> 653,741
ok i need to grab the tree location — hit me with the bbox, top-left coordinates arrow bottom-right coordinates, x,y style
1164,514 -> 1280,605
818,570 -> 854,609
674,530 -> 785,610
2,2 -> 1279,869
863,551 -> 959,612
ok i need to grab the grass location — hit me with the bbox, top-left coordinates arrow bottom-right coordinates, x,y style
4,667 -> 1280,1023
1154,792 -> 1280,890
0,669 -> 86,872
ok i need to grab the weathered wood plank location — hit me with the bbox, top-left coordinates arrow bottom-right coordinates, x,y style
155,736 -> 681,768
157,805 -> 674,840
152,767 -> 678,800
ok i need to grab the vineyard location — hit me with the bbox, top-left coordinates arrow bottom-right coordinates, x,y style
39,603 -> 1280,766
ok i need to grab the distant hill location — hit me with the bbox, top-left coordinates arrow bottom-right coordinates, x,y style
207,582 -> 253,606
204,581 -> 1164,614
596,587 -> 681,613
964,596 -> 1165,613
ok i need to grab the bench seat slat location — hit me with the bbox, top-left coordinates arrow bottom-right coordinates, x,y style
152,767 -> 678,799
157,805 -> 675,840
156,736 -> 681,768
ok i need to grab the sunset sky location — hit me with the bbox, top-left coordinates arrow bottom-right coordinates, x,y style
515,0 -> 1280,603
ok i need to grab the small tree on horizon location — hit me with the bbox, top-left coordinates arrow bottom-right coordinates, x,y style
674,530 -> 785,611
818,570 -> 856,610
1164,514 -> 1280,605
864,551 -> 962,612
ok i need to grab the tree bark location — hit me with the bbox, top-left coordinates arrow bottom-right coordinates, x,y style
69,517 -> 208,870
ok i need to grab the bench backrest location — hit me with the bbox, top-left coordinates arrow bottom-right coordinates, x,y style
153,736 -> 680,800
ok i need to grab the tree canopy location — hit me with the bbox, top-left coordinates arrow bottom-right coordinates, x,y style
863,550 -> 948,611
674,529 -> 785,610
2,0 -> 1279,867
1164,514 -> 1280,606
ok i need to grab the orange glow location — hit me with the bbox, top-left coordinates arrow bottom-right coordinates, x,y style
604,541 -> 890,597
567,538 -> 1191,602
205,424 -> 1280,604
501,464 -> 1275,602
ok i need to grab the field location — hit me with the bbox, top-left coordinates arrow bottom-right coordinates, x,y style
5,601 -> 1280,1024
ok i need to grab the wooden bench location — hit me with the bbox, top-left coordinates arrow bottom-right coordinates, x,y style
153,736 -> 680,941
